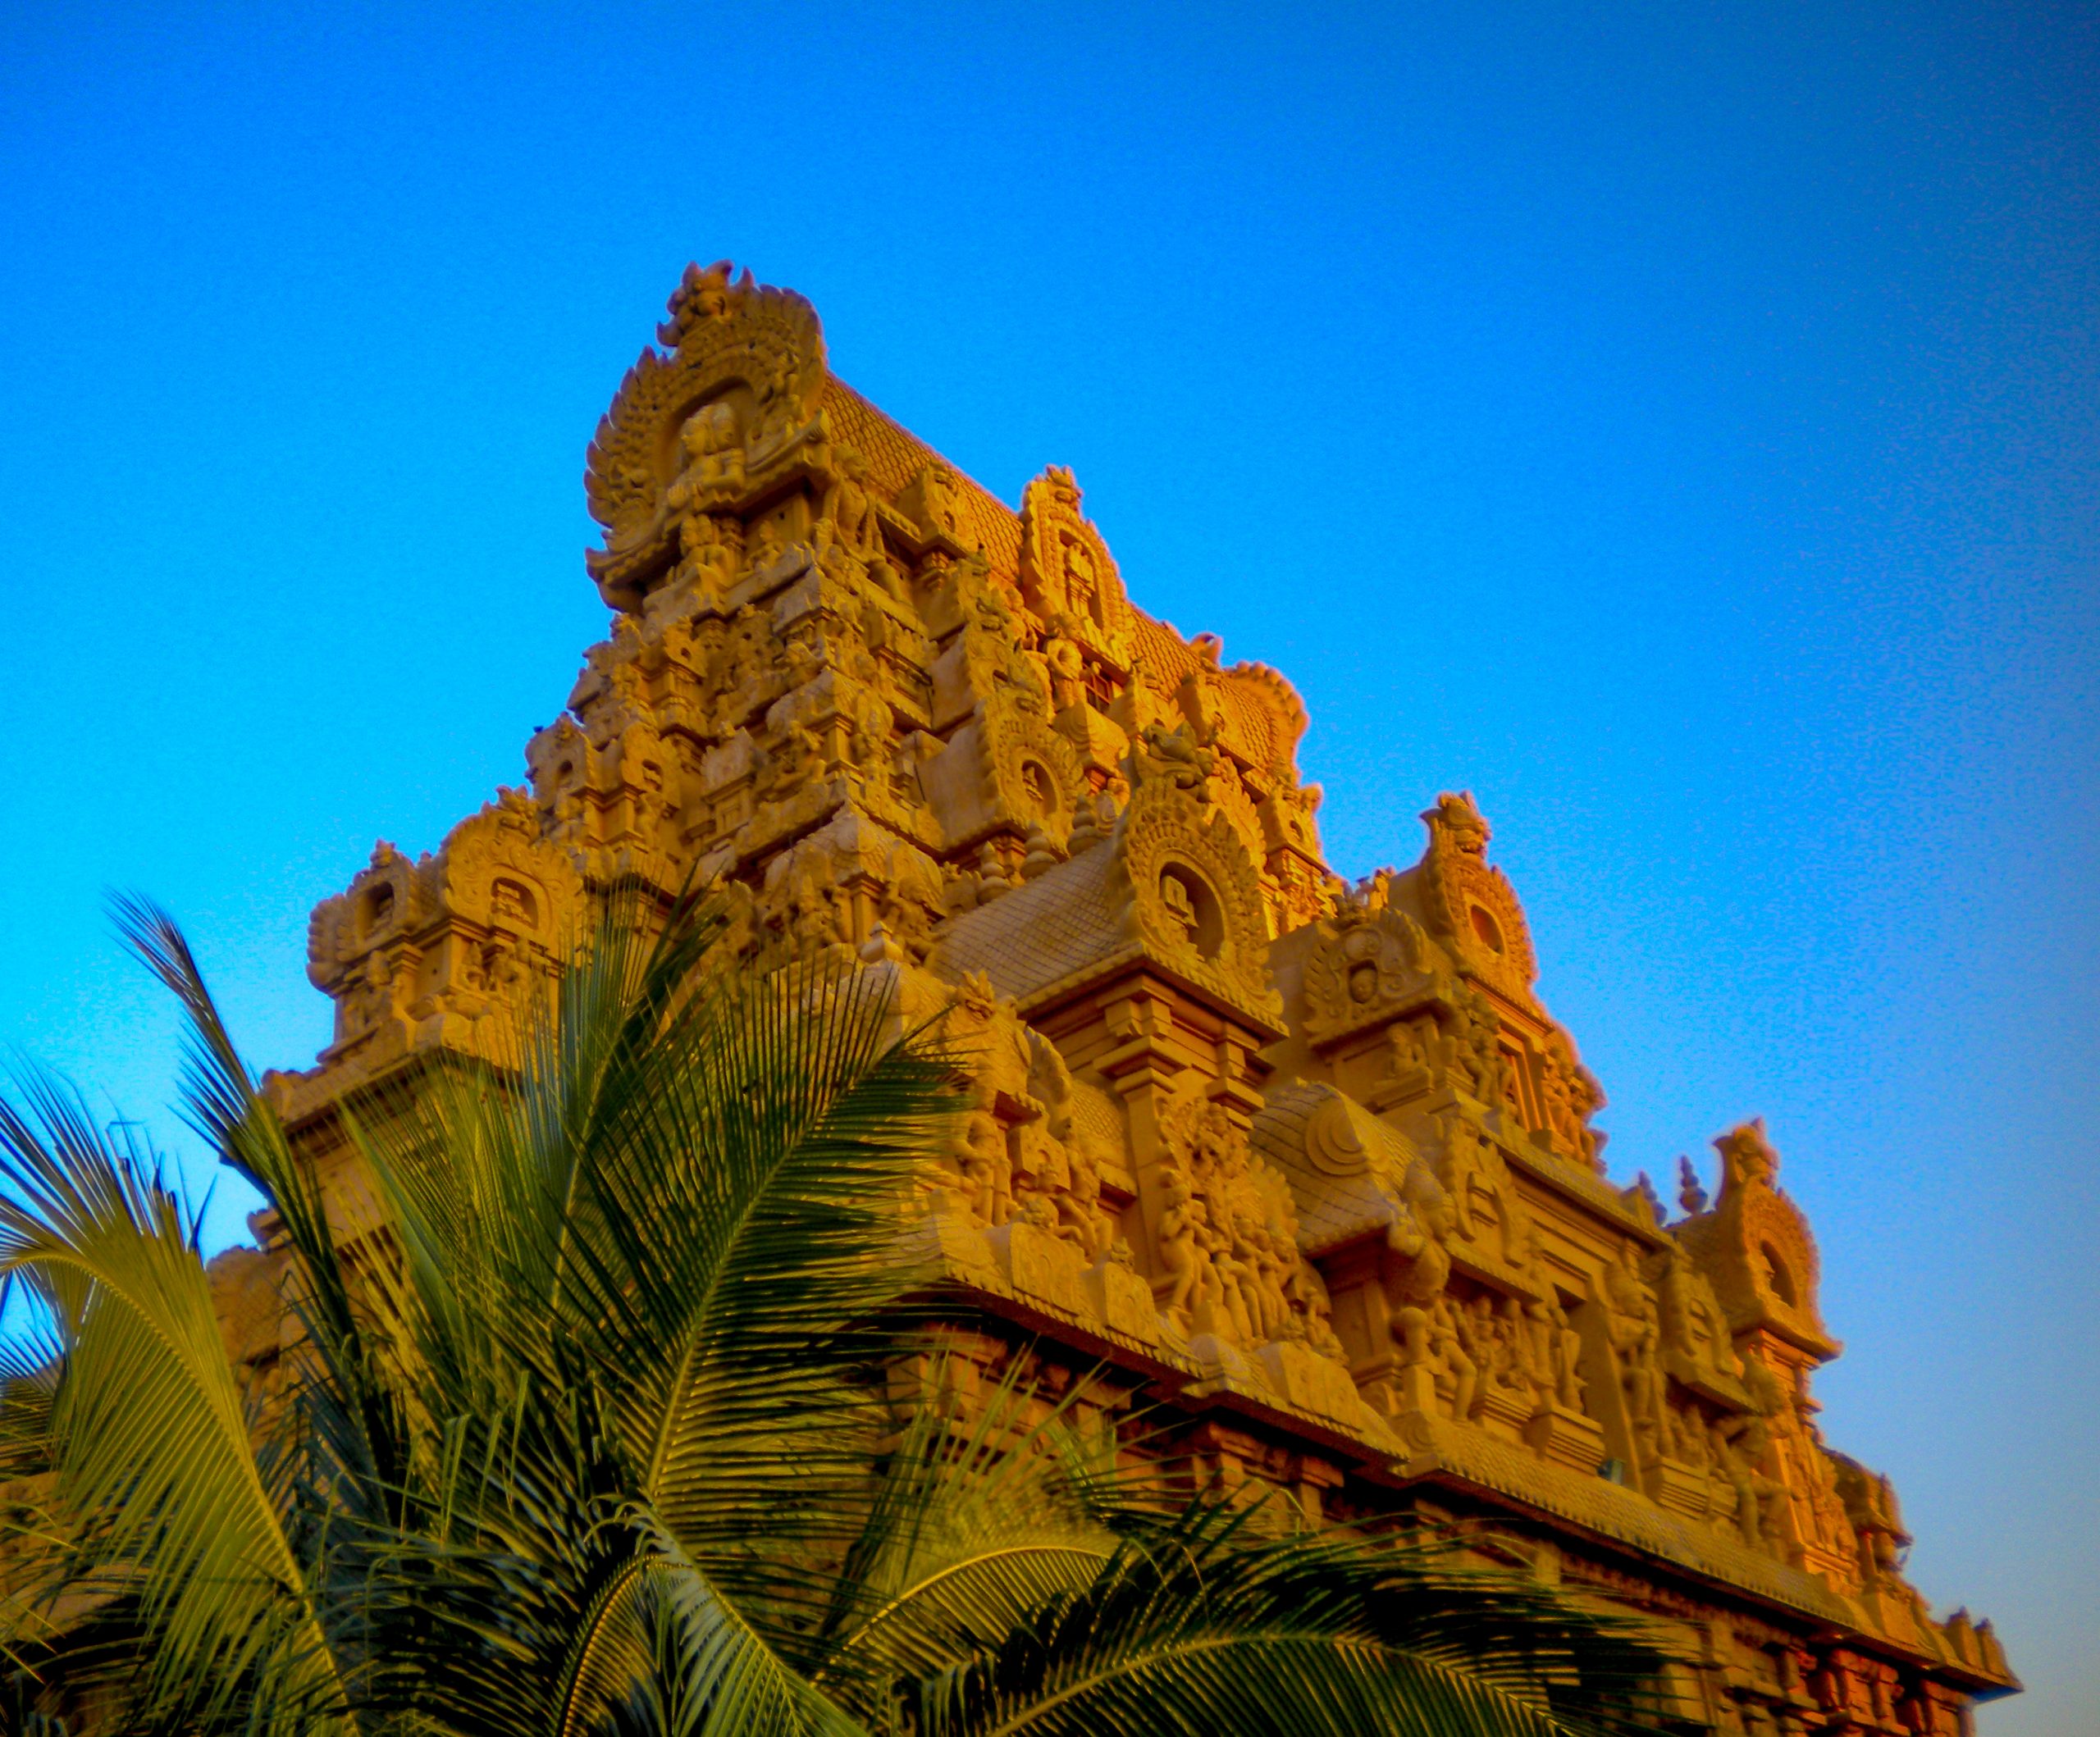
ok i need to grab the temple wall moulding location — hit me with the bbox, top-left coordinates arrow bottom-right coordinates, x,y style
249,258 -> 2011,1727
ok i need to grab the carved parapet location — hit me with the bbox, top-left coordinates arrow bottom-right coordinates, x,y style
1677,1120 -> 1838,1361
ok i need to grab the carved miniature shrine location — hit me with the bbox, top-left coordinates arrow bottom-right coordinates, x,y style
254,262 -> 2014,1735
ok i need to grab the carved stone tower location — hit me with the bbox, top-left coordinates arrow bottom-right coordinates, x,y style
253,262 -> 2013,1737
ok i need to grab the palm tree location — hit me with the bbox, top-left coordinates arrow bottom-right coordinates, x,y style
0,896 -> 1664,1735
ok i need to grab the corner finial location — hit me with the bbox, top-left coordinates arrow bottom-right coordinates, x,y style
1677,1154 -> 1709,1215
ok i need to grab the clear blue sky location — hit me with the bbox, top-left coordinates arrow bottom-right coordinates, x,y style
2,4 -> 2093,1730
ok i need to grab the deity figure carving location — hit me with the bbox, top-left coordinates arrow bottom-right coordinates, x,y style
929,976 -> 1121,1260
1039,613 -> 1089,713
1156,1096 -> 1340,1358
1714,1361 -> 1791,1552
763,723 -> 825,803
897,460 -> 966,545
1604,1245 -> 1669,1470
940,579 -> 1051,718
1380,1193 -> 1485,1421
1157,1172 -> 1214,1323
669,400 -> 745,497
1300,881 -> 1436,1047
1018,465 -> 1130,658
1129,720 -> 1214,798
1539,1028 -> 1605,1166
1652,1238 -> 1742,1388
674,508 -> 738,594
817,445 -> 884,563
946,1109 -> 1012,1228
1449,983 -> 1511,1110
1435,1115 -> 1539,1274
1062,537 -> 1098,623
1527,1294 -> 1585,1410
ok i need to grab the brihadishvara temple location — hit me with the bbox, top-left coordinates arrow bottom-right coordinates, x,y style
233,262 -> 2013,1735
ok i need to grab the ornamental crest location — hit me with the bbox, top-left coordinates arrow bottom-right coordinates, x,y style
584,261 -> 828,605
435,793 -> 584,946
1301,887 -> 1437,1047
307,841 -> 423,992
1418,791 -> 1538,1003
1018,467 -> 1132,662
1678,1119 -> 1835,1356
979,686 -> 1087,848
1116,738 -> 1284,1033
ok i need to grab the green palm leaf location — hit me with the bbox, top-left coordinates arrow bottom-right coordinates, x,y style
0,1073 -> 358,1733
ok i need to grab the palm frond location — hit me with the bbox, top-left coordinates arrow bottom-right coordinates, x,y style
892,1496 -> 1662,1737
110,895 -> 414,1531
0,1070 -> 355,1733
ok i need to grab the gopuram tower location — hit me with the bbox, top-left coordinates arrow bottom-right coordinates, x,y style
255,262 -> 2014,1736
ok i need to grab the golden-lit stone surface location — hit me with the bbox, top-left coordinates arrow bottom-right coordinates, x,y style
251,262 -> 2011,1733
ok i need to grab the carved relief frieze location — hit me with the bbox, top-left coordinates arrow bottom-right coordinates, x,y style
1154,1093 -> 1343,1361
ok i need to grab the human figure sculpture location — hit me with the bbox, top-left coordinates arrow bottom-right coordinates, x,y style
1430,1294 -> 1481,1421
1157,1097 -> 1336,1354
1463,1294 -> 1508,1397
1028,1033 -> 1118,1261
668,402 -> 744,502
1547,1294 -> 1585,1409
1197,1205 -> 1256,1343
1040,615 -> 1088,711
1605,1246 -> 1666,1465
1230,1220 -> 1275,1342
818,445 -> 883,562
763,723 -> 824,801
952,1110 -> 1012,1229
1384,1199 -> 1480,1420
1715,1362 -> 1790,1552
1449,987 -> 1509,1109
676,509 -> 738,593
1654,1239 -> 1723,1377
1157,1171 -> 1213,1327
1284,1245 -> 1344,1356
1520,1297 -> 1559,1404
1440,1116 -> 1488,1241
